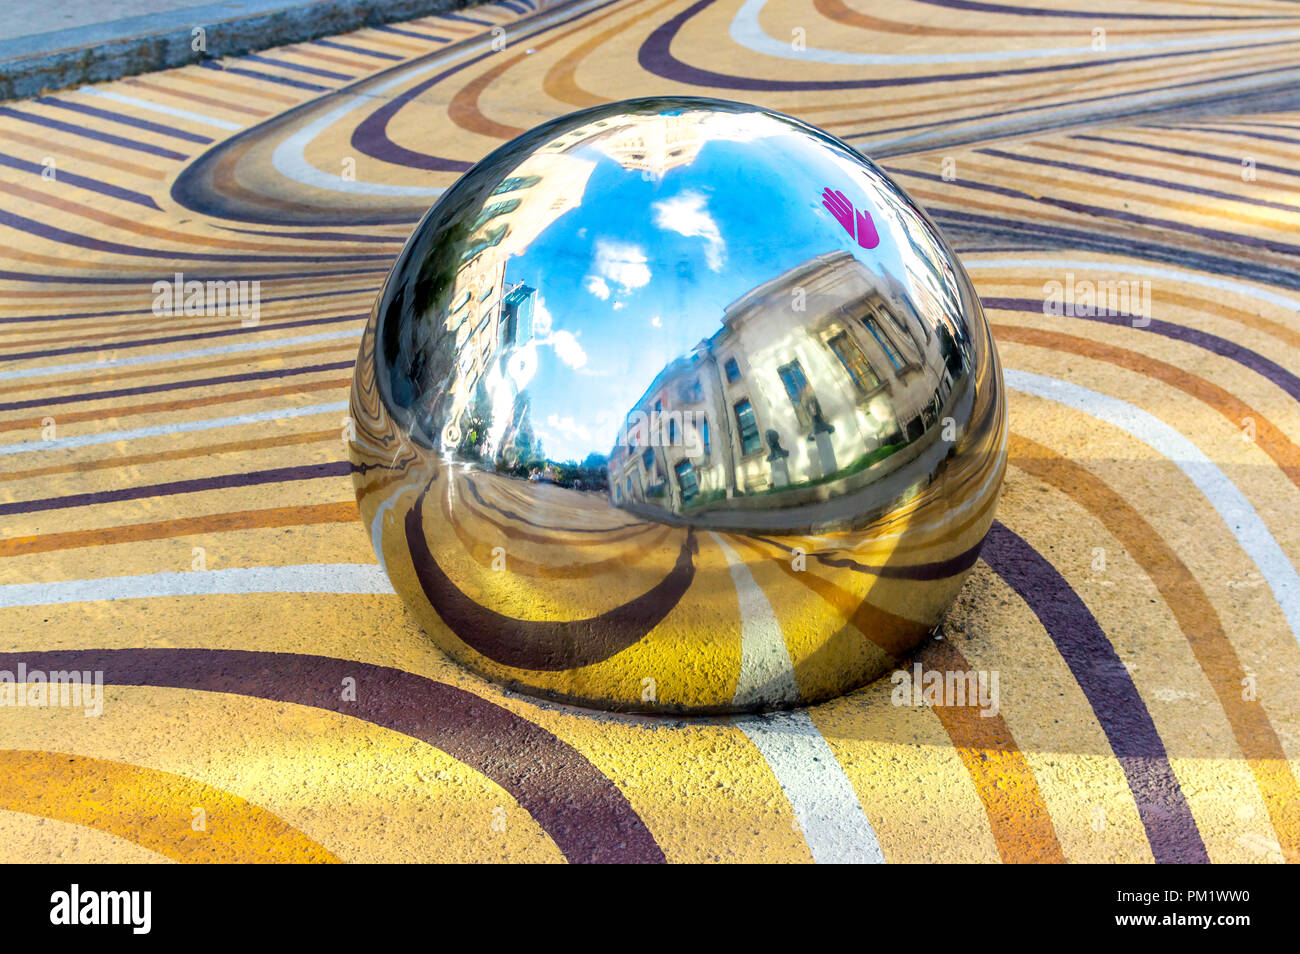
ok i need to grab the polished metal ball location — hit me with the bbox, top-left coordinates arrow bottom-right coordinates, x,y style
349,96 -> 1006,714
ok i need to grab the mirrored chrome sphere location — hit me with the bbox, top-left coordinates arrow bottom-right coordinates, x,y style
349,96 -> 1006,713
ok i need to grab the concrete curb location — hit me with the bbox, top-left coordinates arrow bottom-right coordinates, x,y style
0,0 -> 477,102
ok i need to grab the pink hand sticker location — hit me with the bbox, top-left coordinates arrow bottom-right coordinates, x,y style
820,186 -> 879,250
821,187 -> 855,237
855,207 -> 879,249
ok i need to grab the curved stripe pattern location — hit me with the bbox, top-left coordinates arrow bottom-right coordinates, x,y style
1006,369 -> 1300,644
982,522 -> 1209,864
732,0 -> 1300,65
0,750 -> 341,863
0,649 -> 666,864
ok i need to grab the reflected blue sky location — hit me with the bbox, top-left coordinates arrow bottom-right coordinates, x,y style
500,125 -> 947,463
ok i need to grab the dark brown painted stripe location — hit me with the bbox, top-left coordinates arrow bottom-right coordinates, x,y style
983,521 -> 1210,864
406,476 -> 698,671
0,312 -> 364,364
0,461 -> 350,517
0,343 -> 354,397
730,530 -> 1066,862
993,322 -> 1300,490
982,298 -> 1300,401
123,77 -> 270,117
639,0 -> 1300,93
0,648 -> 665,864
0,128 -> 166,178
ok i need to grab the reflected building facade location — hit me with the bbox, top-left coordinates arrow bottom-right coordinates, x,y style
441,149 -> 595,438
609,250 -> 965,523
593,113 -> 705,177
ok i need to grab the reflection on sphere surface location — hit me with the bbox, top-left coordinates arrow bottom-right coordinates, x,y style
350,97 -> 1006,713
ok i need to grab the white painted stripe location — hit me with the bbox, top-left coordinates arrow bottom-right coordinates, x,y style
268,0 -> 612,196
0,564 -> 392,610
77,86 -> 243,131
709,531 -> 799,708
369,477 -> 414,575
731,0 -> 1300,64
969,257 -> 1300,314
273,94 -> 450,197
0,329 -> 362,382
1006,369 -> 1300,643
1,401 -> 347,456
710,531 -> 881,861
738,711 -> 886,864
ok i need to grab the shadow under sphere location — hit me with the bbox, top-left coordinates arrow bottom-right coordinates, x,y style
349,96 -> 1007,714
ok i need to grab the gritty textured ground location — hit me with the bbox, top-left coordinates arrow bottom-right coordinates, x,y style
0,0 -> 1298,863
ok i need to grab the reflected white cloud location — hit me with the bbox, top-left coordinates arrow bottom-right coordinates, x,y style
533,294 -> 554,337
591,238 -> 651,293
548,329 -> 587,370
653,189 -> 725,272
545,413 -> 592,444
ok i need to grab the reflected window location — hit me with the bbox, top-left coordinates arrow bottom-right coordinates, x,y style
701,417 -> 710,456
675,460 -> 699,502
472,199 -> 521,231
724,358 -> 741,383
828,332 -> 881,393
642,448 -> 654,472
460,223 -> 508,264
491,175 -> 540,195
625,476 -> 633,497
777,360 -> 813,425
881,300 -> 914,340
734,399 -> 761,455
864,311 -> 906,370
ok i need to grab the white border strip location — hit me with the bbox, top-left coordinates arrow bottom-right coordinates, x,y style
0,329 -> 362,383
1,401 -> 347,456
78,86 -> 243,131
738,711 -> 886,864
710,531 -> 799,708
0,564 -> 392,609
711,531 -> 883,862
